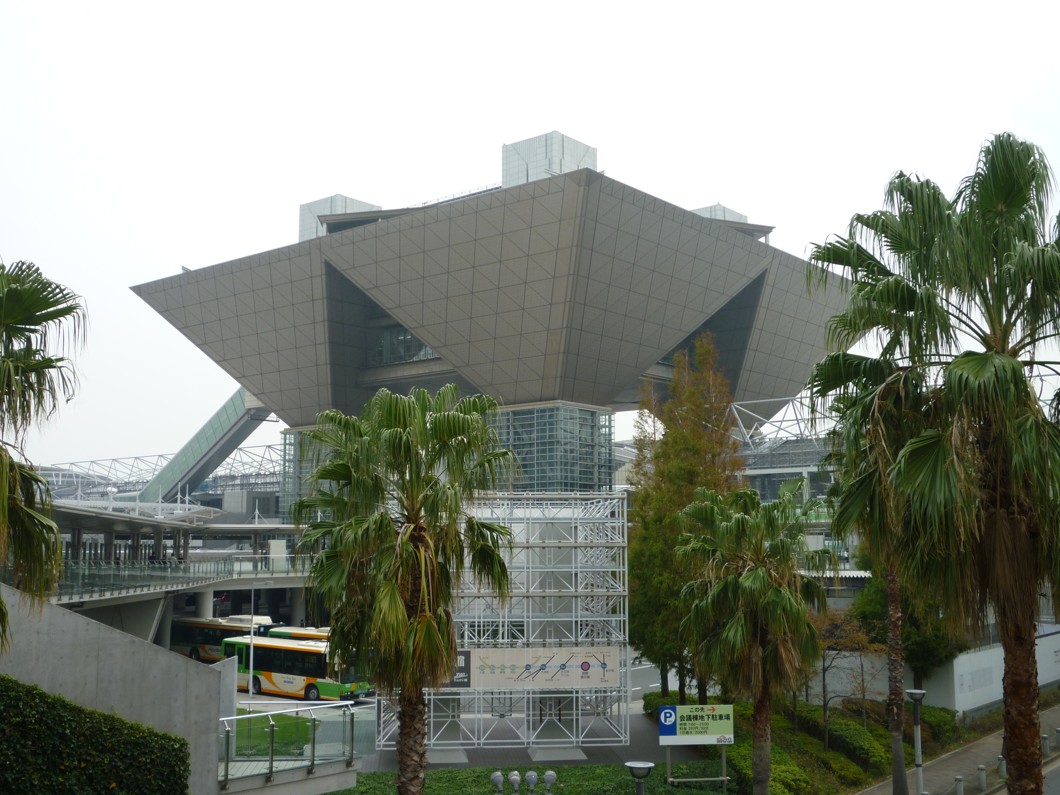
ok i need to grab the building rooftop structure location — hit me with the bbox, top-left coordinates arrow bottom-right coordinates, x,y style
132,132 -> 847,446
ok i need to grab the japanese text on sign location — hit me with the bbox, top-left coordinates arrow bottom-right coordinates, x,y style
658,704 -> 734,746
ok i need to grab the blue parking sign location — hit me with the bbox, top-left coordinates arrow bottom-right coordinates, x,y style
658,705 -> 678,737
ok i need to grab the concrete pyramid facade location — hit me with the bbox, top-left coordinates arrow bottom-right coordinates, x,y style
133,169 -> 846,428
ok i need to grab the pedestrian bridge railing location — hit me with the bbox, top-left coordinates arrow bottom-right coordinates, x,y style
218,701 -> 374,789
2,555 -> 317,605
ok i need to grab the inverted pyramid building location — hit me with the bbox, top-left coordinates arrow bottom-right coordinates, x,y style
133,167 -> 846,432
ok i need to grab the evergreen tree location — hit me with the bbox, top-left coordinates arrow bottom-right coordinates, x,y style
628,332 -> 743,701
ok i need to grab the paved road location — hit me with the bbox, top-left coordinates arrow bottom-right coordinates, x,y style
858,703 -> 1060,795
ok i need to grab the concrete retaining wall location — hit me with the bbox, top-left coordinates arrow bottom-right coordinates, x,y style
923,628 -> 1060,714
0,584 -> 224,794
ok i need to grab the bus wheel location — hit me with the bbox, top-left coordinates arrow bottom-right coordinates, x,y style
251,676 -> 262,695
305,685 -> 320,701
188,648 -> 200,662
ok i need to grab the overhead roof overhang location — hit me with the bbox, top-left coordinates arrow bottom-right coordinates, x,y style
133,169 -> 848,426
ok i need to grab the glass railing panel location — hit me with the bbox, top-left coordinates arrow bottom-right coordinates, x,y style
217,701 -> 374,786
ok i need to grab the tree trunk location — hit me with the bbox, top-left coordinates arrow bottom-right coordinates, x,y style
886,563 -> 909,795
752,679 -> 772,795
659,663 -> 670,697
822,659 -> 830,751
860,656 -> 868,729
678,659 -> 687,705
997,594 -> 1043,795
697,673 -> 708,705
396,687 -> 428,795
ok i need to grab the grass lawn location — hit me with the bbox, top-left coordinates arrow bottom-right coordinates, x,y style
228,709 -> 317,757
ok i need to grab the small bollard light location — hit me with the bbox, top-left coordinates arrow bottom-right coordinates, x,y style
525,770 -> 539,792
491,770 -> 505,792
998,755 -> 1007,779
977,765 -> 986,791
625,761 -> 655,795
509,770 -> 522,792
955,774 -> 964,795
1044,734 -> 1051,758
543,770 -> 557,792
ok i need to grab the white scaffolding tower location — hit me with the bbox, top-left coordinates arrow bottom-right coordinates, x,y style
377,492 -> 630,749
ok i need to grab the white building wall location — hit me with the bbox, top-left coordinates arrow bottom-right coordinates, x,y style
922,630 -> 1060,714
805,651 -> 890,705
501,131 -> 597,188
298,194 -> 381,241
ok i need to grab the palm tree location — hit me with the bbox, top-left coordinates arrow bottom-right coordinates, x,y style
808,133 -> 1060,795
293,385 -> 514,795
677,480 -> 827,795
0,260 -> 85,649
810,356 -> 928,795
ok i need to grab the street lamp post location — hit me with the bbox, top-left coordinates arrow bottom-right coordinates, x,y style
248,580 -> 273,696
907,689 -> 927,795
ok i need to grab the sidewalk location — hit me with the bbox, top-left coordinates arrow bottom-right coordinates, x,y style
357,699 -> 703,774
858,703 -> 1060,795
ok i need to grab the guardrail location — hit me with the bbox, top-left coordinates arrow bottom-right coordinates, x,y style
218,701 -> 374,788
1,555 -> 318,604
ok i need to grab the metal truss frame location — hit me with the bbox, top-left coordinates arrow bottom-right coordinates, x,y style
378,492 -> 630,749
377,687 -> 629,749
44,445 -> 284,500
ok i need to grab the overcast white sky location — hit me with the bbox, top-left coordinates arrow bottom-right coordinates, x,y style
4,1 -> 1060,466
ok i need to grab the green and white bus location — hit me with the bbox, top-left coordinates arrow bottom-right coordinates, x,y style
267,625 -> 330,641
170,615 -> 280,662
221,635 -> 371,701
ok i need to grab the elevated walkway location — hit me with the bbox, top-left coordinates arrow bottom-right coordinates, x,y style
131,388 -> 273,503
48,555 -> 312,606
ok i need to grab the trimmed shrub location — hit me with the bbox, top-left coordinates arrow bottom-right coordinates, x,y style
920,704 -> 961,747
642,690 -> 680,717
788,700 -> 888,775
776,718 -> 868,787
727,740 -> 811,795
0,675 -> 189,794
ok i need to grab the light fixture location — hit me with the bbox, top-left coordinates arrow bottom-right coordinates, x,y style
491,771 -> 504,792
509,770 -> 521,792
625,761 -> 655,795
542,770 -> 557,792
525,771 -> 538,792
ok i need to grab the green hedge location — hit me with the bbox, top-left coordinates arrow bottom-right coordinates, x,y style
920,704 -> 961,747
642,691 -> 680,717
788,701 -> 888,775
727,740 -> 811,795
772,713 -> 867,787
0,675 -> 189,794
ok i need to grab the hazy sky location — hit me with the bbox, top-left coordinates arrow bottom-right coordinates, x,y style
4,2 -> 1060,466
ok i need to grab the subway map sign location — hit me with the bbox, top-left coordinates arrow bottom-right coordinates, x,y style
658,704 -> 734,746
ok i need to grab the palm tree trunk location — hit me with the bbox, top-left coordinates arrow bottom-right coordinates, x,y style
822,660 -> 830,752
697,673 -> 708,705
752,679 -> 772,795
660,663 -> 670,697
997,598 -> 1042,795
396,687 -> 428,795
886,563 -> 908,795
